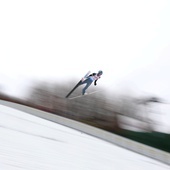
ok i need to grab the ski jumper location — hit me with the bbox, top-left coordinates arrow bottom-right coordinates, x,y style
79,73 -> 101,95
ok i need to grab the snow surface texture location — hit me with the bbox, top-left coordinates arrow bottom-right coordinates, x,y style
0,104 -> 169,170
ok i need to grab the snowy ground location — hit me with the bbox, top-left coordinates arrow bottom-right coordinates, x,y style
0,104 -> 169,170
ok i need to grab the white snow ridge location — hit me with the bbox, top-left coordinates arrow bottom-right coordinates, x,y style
0,101 -> 169,170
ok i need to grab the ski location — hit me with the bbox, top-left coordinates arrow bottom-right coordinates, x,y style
65,71 -> 90,98
68,90 -> 101,100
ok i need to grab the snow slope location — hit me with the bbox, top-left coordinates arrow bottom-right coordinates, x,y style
0,104 -> 169,170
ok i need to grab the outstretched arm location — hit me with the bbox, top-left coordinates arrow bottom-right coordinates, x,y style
94,80 -> 97,86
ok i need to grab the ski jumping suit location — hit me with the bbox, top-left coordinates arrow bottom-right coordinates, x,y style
79,73 -> 101,95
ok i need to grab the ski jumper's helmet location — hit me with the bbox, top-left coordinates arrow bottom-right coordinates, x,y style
98,70 -> 103,75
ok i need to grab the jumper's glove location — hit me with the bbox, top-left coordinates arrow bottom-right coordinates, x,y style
94,82 -> 97,86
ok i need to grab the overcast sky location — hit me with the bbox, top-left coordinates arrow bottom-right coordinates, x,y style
0,0 -> 170,132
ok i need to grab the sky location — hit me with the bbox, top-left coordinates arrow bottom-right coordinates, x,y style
0,1 -> 170,131
0,104 -> 169,169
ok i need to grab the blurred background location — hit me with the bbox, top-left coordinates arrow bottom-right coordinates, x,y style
0,0 -> 170,153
